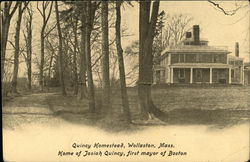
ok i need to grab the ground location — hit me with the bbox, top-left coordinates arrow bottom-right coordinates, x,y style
3,84 -> 250,130
2,85 -> 250,161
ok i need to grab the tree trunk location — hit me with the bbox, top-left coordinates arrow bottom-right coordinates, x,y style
77,13 -> 87,100
73,17 -> 78,96
85,2 -> 96,112
24,4 -> 32,91
115,1 -> 131,123
23,5 -> 33,90
1,19 -> 11,85
12,4 -> 24,93
1,2 -> 19,88
55,1 -> 67,96
47,51 -> 54,88
27,16 -> 32,91
138,0 -> 168,121
138,1 -> 151,120
40,31 -> 45,91
37,2 -> 53,92
101,1 -> 111,112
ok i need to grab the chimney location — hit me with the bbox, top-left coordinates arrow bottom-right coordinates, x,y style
186,32 -> 192,38
193,25 -> 200,45
235,42 -> 239,57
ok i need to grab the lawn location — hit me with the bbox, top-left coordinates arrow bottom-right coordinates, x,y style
45,84 -> 250,131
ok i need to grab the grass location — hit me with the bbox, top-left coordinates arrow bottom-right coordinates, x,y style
44,84 -> 250,131
151,84 -> 249,111
3,84 -> 249,131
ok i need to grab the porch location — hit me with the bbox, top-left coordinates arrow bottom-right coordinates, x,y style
154,64 -> 233,84
171,67 -> 231,84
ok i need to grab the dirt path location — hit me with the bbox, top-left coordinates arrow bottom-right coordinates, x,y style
3,93 -> 54,115
2,93 -> 64,130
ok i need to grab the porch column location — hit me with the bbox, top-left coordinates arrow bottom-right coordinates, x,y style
170,67 -> 173,83
209,68 -> 213,84
229,68 -> 232,84
168,67 -> 171,83
153,70 -> 156,84
168,53 -> 171,65
240,66 -> 244,85
242,66 -> 244,85
190,68 -> 193,83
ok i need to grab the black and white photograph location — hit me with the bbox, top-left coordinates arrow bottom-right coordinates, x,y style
2,0 -> 250,161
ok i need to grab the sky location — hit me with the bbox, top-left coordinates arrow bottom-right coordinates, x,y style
121,1 -> 249,61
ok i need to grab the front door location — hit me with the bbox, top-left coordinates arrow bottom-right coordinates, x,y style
195,69 -> 202,83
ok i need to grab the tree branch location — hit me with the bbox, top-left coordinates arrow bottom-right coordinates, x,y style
45,1 -> 54,24
9,2 -> 20,18
44,23 -> 57,38
208,0 -> 241,16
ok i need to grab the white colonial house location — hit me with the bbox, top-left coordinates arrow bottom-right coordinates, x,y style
153,25 -> 244,85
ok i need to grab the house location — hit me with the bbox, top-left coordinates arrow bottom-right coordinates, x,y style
153,25 -> 244,85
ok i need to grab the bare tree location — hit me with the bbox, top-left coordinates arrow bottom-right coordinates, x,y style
37,1 -> 53,91
85,1 -> 99,112
1,2 -> 20,91
11,2 -> 29,93
44,36 -> 56,88
73,16 -> 78,95
78,5 -> 88,100
115,1 -> 131,123
138,0 -> 168,121
166,14 -> 193,47
23,4 -> 33,90
101,1 -> 111,112
55,1 -> 67,96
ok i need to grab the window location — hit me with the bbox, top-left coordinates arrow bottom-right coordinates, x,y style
179,54 -> 185,62
229,60 -> 234,65
161,70 -> 165,78
171,54 -> 179,64
235,60 -> 243,66
179,69 -> 185,78
202,54 -> 213,63
196,69 -> 202,79
196,54 -> 201,62
186,54 -> 196,63
231,69 -> 235,78
213,54 -> 218,63
213,54 -> 226,63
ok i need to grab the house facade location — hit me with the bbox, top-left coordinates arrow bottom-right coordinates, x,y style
154,25 -> 244,84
